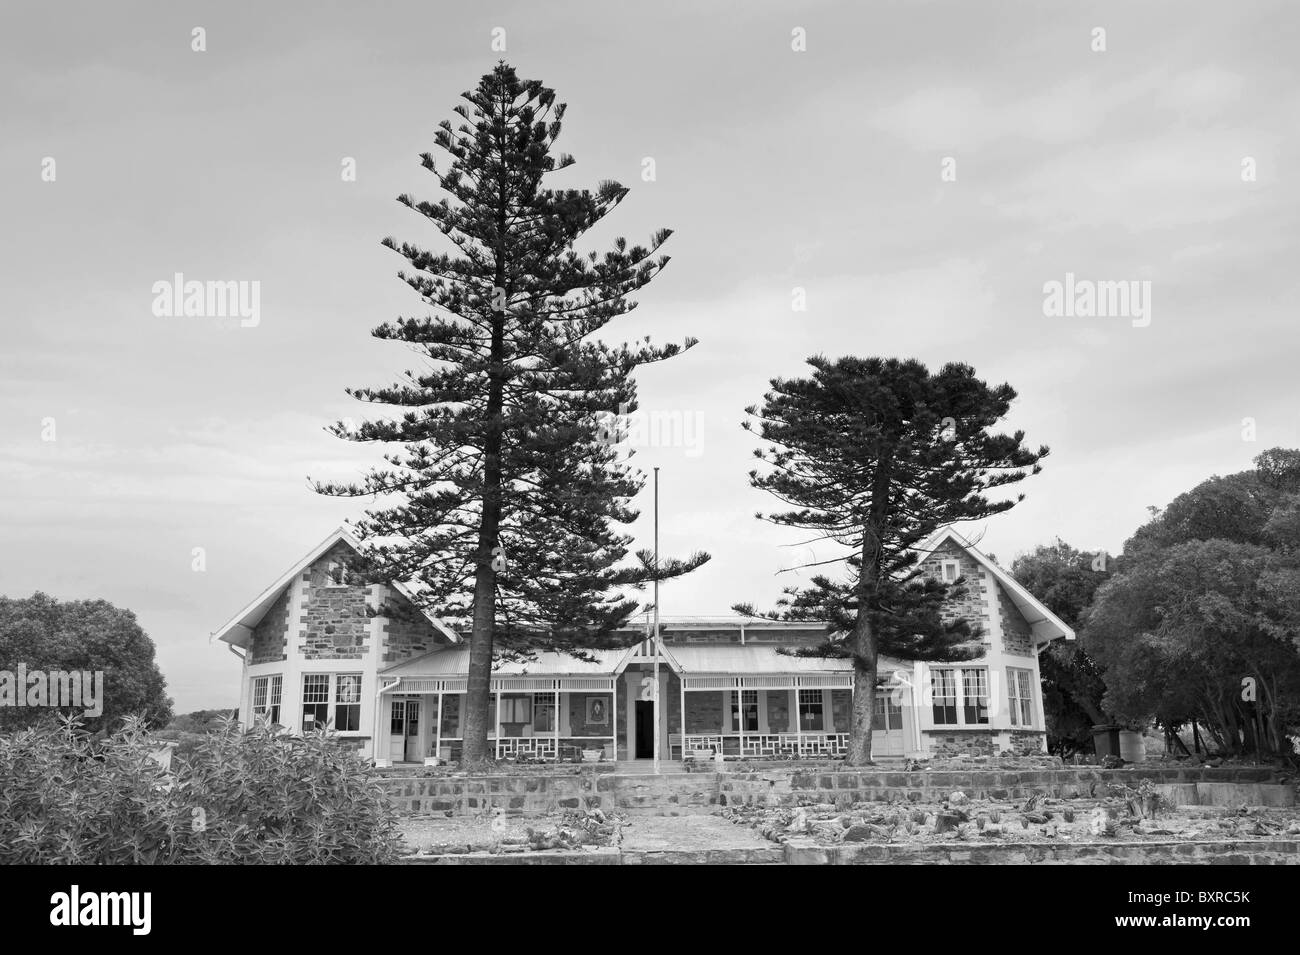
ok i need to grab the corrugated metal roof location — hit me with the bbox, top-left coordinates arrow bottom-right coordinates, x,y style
668,645 -> 851,674
381,647 -> 627,678
381,643 -> 852,678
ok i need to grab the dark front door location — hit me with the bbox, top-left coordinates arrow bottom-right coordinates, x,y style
635,700 -> 655,758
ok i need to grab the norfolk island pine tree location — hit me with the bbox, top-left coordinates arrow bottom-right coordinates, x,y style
314,63 -> 707,766
735,356 -> 1049,765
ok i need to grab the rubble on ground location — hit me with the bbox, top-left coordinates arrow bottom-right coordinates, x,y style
718,787 -> 1300,847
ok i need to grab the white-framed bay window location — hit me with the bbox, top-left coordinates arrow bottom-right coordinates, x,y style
1008,667 -> 1035,728
252,674 -> 282,725
929,666 -> 990,726
301,672 -> 363,733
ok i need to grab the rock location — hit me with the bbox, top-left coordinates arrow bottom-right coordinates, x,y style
950,791 -> 970,806
1062,808 -> 1076,823
933,811 -> 963,835
839,815 -> 854,829
1024,812 -> 1048,825
841,824 -> 878,842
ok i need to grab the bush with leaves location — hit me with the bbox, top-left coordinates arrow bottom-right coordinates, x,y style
0,716 -> 402,864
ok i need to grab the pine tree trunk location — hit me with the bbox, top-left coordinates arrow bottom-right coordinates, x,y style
846,614 -> 878,766
461,105 -> 513,768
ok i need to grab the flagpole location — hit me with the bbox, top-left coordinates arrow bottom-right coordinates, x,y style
653,466 -> 661,776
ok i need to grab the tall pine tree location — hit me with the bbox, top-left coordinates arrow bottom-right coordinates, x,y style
736,357 -> 1047,764
316,63 -> 706,765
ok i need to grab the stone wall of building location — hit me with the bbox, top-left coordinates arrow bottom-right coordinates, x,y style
300,542 -> 370,661
1008,730 -> 1047,754
381,592 -> 444,665
996,586 -> 1034,657
685,691 -> 725,733
921,540 -> 990,644
927,730 -> 998,757
249,587 -> 291,665
567,693 -> 615,738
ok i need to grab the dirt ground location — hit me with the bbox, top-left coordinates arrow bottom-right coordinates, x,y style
397,809 -> 771,856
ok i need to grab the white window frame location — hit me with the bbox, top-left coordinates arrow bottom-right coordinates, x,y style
324,560 -> 349,587
930,668 -> 959,725
532,693 -> 556,732
961,668 -> 990,725
729,689 -> 759,732
1008,667 -> 1035,728
301,672 -> 363,733
493,694 -> 532,725
929,666 -> 991,727
252,674 -> 282,725
940,559 -> 961,583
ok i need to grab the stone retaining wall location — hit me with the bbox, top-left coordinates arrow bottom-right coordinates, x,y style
784,838 -> 1300,865
399,839 -> 1299,865
377,766 -> 1292,816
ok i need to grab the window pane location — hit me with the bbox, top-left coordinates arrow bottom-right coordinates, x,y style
931,670 -> 958,725
962,669 -> 989,725
798,689 -> 824,731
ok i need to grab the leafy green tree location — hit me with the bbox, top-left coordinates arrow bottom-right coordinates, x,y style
315,63 -> 706,765
1083,539 -> 1300,756
738,357 -> 1048,764
0,592 -> 172,732
1009,540 -> 1110,754
164,709 -> 237,733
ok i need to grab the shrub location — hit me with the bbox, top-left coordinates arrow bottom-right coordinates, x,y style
0,716 -> 402,864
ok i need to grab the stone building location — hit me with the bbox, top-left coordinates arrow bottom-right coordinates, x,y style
211,526 -> 1072,765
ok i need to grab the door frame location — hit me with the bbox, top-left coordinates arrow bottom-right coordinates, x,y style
634,699 -> 655,759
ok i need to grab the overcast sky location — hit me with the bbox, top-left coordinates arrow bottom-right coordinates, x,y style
2,0 -> 1297,713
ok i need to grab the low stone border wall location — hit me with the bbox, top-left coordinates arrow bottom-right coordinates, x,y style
398,839 -> 1299,865
378,765 -> 1292,815
784,838 -> 1300,865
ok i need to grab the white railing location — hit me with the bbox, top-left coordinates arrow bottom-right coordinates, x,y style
493,736 -> 615,761
674,732 -> 850,759
494,737 -> 558,760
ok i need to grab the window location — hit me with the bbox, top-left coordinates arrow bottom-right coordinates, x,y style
931,669 -> 958,725
872,691 -> 902,731
798,689 -> 824,731
335,674 -> 362,731
940,560 -> 961,583
1008,667 -> 1035,727
495,695 -> 532,724
302,674 -> 330,729
730,690 -> 759,731
252,675 -> 282,725
533,694 -> 556,732
325,560 -> 348,587
962,668 -> 989,725
390,699 -> 406,734
931,667 -> 991,726
301,673 -> 362,732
